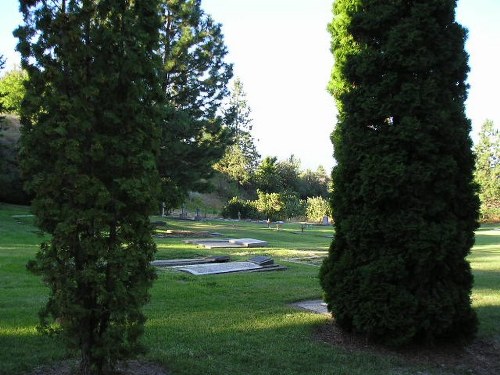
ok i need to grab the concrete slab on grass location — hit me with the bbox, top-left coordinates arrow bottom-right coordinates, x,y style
185,238 -> 268,249
196,241 -> 248,249
173,261 -> 287,275
290,299 -> 329,315
151,256 -> 230,267
229,238 -> 268,247
175,261 -> 262,275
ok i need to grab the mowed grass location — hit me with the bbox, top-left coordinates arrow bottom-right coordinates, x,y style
0,203 -> 499,375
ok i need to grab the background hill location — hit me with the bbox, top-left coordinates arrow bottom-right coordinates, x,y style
0,114 -> 29,204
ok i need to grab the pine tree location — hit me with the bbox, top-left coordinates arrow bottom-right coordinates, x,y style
214,78 -> 260,185
320,0 -> 479,346
474,120 -> 500,221
158,0 -> 233,210
223,78 -> 260,170
15,1 -> 163,373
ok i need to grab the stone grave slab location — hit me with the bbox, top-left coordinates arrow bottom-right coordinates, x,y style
151,255 -> 230,267
175,261 -> 262,275
248,255 -> 274,266
228,238 -> 268,248
184,238 -> 267,249
197,241 -> 247,249
290,299 -> 329,315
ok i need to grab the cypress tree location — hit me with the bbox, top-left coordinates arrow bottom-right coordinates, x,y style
320,0 -> 479,346
15,1 -> 163,373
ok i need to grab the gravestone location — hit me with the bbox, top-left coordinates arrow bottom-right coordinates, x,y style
290,300 -> 329,315
151,255 -> 230,267
228,238 -> 268,248
248,256 -> 274,266
175,261 -> 262,275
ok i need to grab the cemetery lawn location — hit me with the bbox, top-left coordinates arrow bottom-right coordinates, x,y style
0,203 -> 499,375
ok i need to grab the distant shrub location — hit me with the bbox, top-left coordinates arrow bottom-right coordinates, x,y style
479,201 -> 500,223
221,197 -> 259,219
281,192 -> 306,220
306,196 -> 331,223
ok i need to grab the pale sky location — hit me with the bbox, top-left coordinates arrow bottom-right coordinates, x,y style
1,0 -> 499,171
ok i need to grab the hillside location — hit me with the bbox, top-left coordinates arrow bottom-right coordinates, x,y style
0,114 -> 28,204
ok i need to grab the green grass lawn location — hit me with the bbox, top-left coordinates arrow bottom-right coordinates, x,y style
1,203 -> 499,375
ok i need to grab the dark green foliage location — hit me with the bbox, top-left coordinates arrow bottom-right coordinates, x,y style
320,0 -> 479,346
275,156 -> 302,194
15,1 -> 163,373
298,166 -> 330,200
158,0 -> 233,210
158,104 -> 228,210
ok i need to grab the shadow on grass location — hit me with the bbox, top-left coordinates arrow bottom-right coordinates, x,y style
474,302 -> 500,337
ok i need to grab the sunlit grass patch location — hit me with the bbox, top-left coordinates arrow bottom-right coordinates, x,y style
1,204 -> 499,374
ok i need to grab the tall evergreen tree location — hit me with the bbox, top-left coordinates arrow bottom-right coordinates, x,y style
320,0 -> 479,346
158,0 -> 233,210
15,1 -> 163,373
474,120 -> 500,221
214,77 -> 260,185
223,77 -> 260,170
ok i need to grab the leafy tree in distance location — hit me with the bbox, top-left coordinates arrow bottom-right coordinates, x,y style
158,0 -> 233,211
306,196 -> 331,223
16,1 -> 163,373
474,119 -> 500,221
0,67 -> 27,116
254,190 -> 284,221
320,0 -> 479,346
